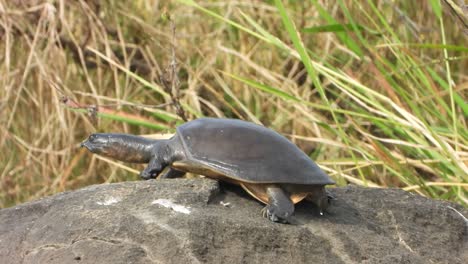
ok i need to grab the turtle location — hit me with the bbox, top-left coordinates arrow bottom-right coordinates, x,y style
81,118 -> 335,223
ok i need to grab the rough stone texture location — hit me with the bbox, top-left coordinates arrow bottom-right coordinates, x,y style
0,179 -> 466,264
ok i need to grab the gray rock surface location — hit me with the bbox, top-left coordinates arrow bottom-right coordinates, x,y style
0,179 -> 466,264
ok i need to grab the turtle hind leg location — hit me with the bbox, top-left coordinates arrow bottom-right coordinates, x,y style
262,186 -> 294,224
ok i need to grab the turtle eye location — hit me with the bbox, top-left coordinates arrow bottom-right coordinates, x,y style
89,134 -> 97,142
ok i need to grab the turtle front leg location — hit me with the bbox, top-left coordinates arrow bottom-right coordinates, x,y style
262,186 -> 294,224
140,157 -> 165,180
139,137 -> 184,180
305,187 -> 333,215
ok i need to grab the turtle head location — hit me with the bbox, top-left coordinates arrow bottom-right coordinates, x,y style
81,133 -> 116,157
81,133 -> 154,163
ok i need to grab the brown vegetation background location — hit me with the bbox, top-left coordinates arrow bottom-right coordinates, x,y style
0,0 -> 467,208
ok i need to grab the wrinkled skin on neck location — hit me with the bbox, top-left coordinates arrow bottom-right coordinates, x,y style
82,133 -> 187,180
81,133 -> 159,163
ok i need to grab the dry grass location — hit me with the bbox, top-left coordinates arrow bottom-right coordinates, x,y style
0,0 -> 466,208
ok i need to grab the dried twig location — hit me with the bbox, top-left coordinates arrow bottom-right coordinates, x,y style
159,11 -> 188,122
443,0 -> 468,35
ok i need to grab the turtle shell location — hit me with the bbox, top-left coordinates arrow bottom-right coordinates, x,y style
174,118 -> 334,186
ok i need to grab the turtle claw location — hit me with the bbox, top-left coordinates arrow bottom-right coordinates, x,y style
261,207 -> 278,222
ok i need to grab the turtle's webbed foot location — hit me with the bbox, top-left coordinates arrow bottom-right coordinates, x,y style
262,186 -> 294,224
140,166 -> 162,180
139,158 -> 164,180
261,205 -> 291,224
326,189 -> 336,201
139,169 -> 160,180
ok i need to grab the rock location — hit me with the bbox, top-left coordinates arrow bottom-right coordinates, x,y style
0,179 -> 466,264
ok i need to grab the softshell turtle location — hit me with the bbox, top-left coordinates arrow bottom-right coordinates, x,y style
81,118 -> 335,223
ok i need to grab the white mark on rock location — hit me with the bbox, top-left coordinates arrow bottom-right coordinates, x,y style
152,199 -> 191,215
219,201 -> 231,207
96,197 -> 121,206
387,210 -> 414,252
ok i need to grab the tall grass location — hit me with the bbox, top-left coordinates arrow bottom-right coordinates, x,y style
0,0 -> 466,208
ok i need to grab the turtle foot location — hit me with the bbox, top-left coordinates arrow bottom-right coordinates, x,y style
139,169 -> 159,180
326,189 -> 336,200
261,205 -> 291,224
140,157 -> 165,180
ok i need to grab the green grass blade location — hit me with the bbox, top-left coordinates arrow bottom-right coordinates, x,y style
429,0 -> 442,19
310,0 -> 364,57
67,108 -> 171,131
87,47 -> 169,98
222,72 -> 301,102
303,23 -> 379,35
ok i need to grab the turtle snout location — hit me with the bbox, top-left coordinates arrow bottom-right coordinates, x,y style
81,134 -> 103,152
80,139 -> 90,149
80,138 -> 93,151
